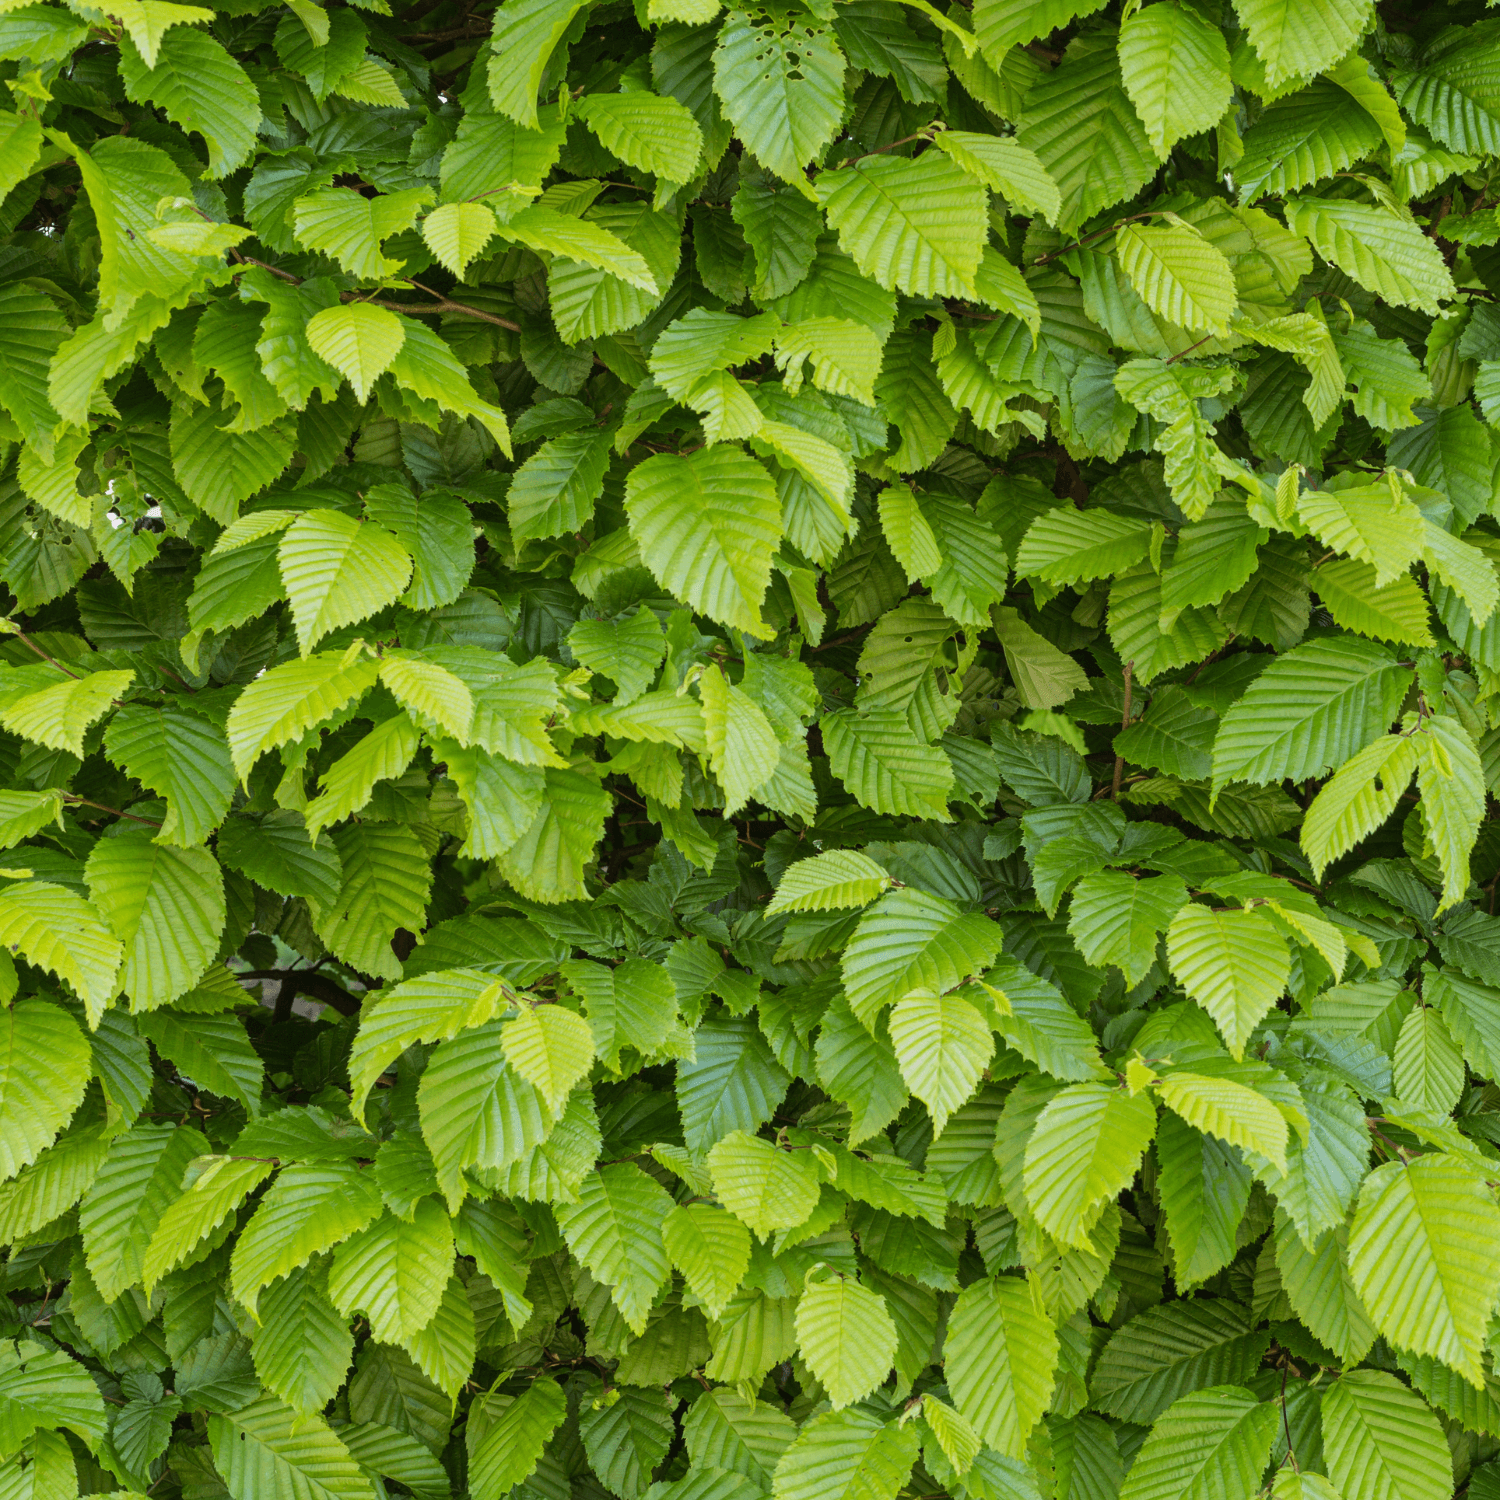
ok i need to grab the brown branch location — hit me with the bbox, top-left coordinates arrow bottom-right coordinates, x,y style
839,131 -> 933,167
59,794 -> 162,828
239,968 -> 362,1016
358,291 -> 521,333
14,630 -> 82,679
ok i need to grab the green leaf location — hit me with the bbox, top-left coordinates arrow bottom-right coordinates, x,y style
230,1162 -> 384,1315
304,304 -> 406,404
625,446 -> 781,638
770,1409 -> 918,1500
1209,635 -> 1410,794
0,1343 -> 109,1457
118,26 -> 259,177
1016,32 -> 1163,235
1237,0 -> 1374,88
708,1129 -> 820,1237
225,650 -> 380,783
700,664 -> 780,816
1415,714 -> 1485,912
576,91 -> 703,183
766,850 -> 892,916
0,883 -> 120,1028
677,1012 -> 790,1155
508,427 -> 614,543
1321,1369 -> 1451,1500
1284,196 -> 1456,314
137,1010 -> 263,1113
1117,2 -> 1232,156
555,1162 -> 673,1333
774,318 -> 885,406
840,889 -> 1001,1029
293,187 -> 433,281
990,607 -> 1091,711
1116,1386 -> 1278,1500
1067,871 -> 1187,984
85,827 -> 224,1013
316,821 -> 433,982
562,955 -> 677,1069
210,1396 -> 378,1500
1348,1155 -> 1500,1385
420,201 -> 497,280
793,1274 -> 898,1409
1092,1299 -> 1271,1424
945,1275 -> 1057,1457
327,1201 -> 454,1344
142,1155 -> 274,1291
822,708 -> 956,819
468,1379 -> 567,1500
279,511 -> 412,656
712,9 -> 845,195
887,989 -> 993,1135
1157,1070 -> 1288,1171
1274,1211 -> 1375,1367
664,1204 -> 752,1321
501,1001 -> 595,1112
1,668 -> 134,758
79,1121 -> 207,1302
103,706 -> 235,848
817,152 -> 987,298
1165,904 -> 1289,1060
1114,222 -> 1237,335
1022,1081 -> 1156,1248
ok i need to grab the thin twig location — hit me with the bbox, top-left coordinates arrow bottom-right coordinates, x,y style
839,130 -> 932,167
60,794 -> 162,828
14,630 -> 82,679
1111,660 -> 1134,802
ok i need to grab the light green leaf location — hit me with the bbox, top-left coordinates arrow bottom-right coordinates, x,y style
817,152 -> 987,298
945,1275 -> 1057,1457
1116,1386 -> 1278,1500
555,1162 -> 673,1333
0,883 -> 122,1029
1117,2 -> 1233,156
1,668 -> 133,758
304,304 -> 406,403
624,445 -> 781,638
1023,1081 -> 1157,1248
887,989 -> 993,1136
663,1204 -> 752,1320
707,1129 -> 821,1237
278,511 -> 412,656
793,1274 -> 898,1409
1165,903 -> 1289,1060
1321,1369 -> 1451,1500
1349,1154 -> 1500,1385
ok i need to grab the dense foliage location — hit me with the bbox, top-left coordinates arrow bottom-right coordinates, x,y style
9,0 -> 1500,1495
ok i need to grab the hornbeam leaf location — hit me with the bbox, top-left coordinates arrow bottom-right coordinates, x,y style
1114,221 -> 1237,335
1349,1155 -> 1500,1385
793,1274 -> 899,1409
1117,1 -> 1233,156
1209,635 -> 1411,794
816,152 -> 988,298
1237,0 -> 1376,88
1321,1369 -> 1452,1500
1166,903 -> 1289,1060
945,1275 -> 1057,1457
624,446 -> 782,637
1022,1081 -> 1157,1247
765,850 -> 892,916
304,303 -> 406,403
1284,196 -> 1456,314
1116,1386 -> 1278,1500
